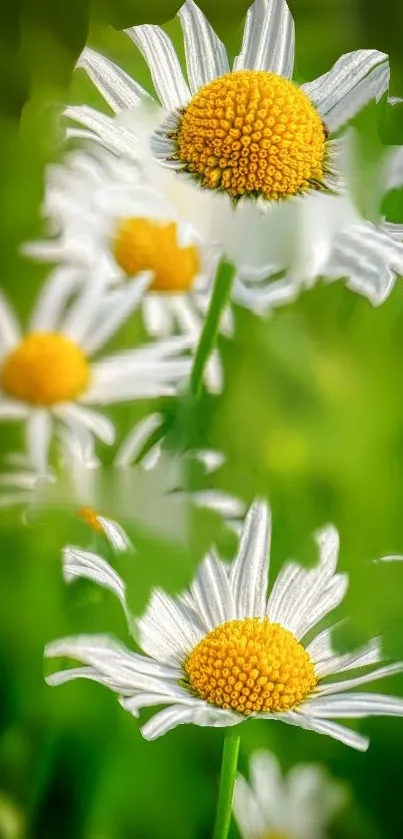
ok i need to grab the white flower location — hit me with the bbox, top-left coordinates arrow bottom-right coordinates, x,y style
0,419 -> 244,544
46,501 -> 403,747
234,749 -> 346,839
0,267 -> 191,471
64,0 -> 391,312
23,146 -> 226,391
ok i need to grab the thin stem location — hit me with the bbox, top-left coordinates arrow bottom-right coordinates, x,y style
213,730 -> 241,839
190,259 -> 235,397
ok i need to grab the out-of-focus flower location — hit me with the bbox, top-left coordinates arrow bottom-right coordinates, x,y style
234,749 -> 346,839
0,421 -> 244,544
23,147 -> 225,391
46,501 -> 403,745
0,268 -> 191,471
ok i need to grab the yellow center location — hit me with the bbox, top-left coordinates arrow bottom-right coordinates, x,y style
185,617 -> 317,715
0,333 -> 90,406
177,70 -> 326,200
77,507 -> 104,534
113,217 -> 200,292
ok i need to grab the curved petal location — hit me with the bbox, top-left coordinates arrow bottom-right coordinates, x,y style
45,634 -> 181,691
178,0 -> 229,94
249,750 -> 286,828
258,709 -> 369,751
309,632 -> 381,679
29,267 -> 83,334
326,223 -> 403,306
64,105 -> 138,159
301,50 -> 389,132
96,517 -> 132,552
80,276 -> 151,356
63,545 -> 127,603
190,548 -> 236,631
230,500 -> 271,620
55,403 -> 115,445
120,685 -> 194,716
234,0 -> 295,79
124,24 -> 190,109
140,701 -> 240,739
317,662 -> 403,696
114,413 -> 163,468
77,46 -> 152,113
299,692 -> 403,718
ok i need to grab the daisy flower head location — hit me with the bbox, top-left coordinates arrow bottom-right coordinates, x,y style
46,500 -> 403,747
66,0 -> 390,310
24,146 -> 230,347
234,749 -> 347,839
0,267 -> 191,472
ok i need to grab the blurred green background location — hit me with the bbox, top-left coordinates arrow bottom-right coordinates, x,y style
2,1 -> 403,837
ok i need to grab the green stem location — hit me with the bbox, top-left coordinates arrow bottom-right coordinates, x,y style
190,259 -> 236,397
213,730 -> 241,839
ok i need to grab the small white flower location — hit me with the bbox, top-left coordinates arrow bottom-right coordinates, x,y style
64,0 -> 392,311
23,147 -> 226,391
234,749 -> 347,839
0,267 -> 191,471
46,501 -> 403,747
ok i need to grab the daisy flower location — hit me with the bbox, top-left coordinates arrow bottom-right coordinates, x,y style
64,0 -> 391,307
24,147 -> 226,340
234,749 -> 346,839
0,267 -> 191,472
46,500 -> 403,748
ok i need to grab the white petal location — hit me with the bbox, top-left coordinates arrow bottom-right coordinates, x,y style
45,633 -> 180,691
168,295 -> 201,339
77,46 -> 152,113
248,750 -> 286,829
326,223 -> 403,306
191,490 -> 245,521
64,105 -> 137,159
59,279 -> 105,345
259,709 -> 369,751
96,517 -> 132,552
267,525 -> 346,640
80,276 -> 150,356
317,662 -> 403,696
300,692 -> 403,718
124,24 -> 190,109
311,634 -> 381,679
0,292 -> 20,356
233,775 -> 268,839
0,400 -> 30,419
120,685 -> 194,716
178,0 -> 229,94
140,701 -> 240,739
230,500 -> 271,619
63,545 -> 127,604
190,549 -> 236,631
114,413 -> 163,467
29,267 -> 83,333
301,50 -> 389,132
138,588 -> 204,666
55,403 -> 115,445
142,295 -> 174,338
385,146 -> 403,191
234,0 -> 295,79
26,411 -> 53,473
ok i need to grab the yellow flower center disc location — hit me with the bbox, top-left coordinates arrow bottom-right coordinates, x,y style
114,217 -> 199,292
185,617 -> 317,715
0,332 -> 90,406
177,70 -> 326,200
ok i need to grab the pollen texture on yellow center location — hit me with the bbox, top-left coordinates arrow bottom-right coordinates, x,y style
177,70 -> 326,200
185,617 -> 317,715
113,217 -> 199,292
77,507 -> 104,534
0,333 -> 90,406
